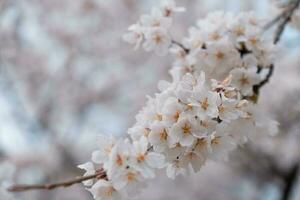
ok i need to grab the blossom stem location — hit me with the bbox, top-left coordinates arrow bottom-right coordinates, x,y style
171,39 -> 190,53
274,0 -> 300,44
281,164 -> 299,200
253,0 -> 299,98
7,170 -> 106,192
252,64 -> 274,98
264,0 -> 300,44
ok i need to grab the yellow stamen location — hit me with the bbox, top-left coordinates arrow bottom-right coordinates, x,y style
155,114 -> 163,121
211,136 -> 221,145
239,74 -> 249,85
116,154 -> 123,166
137,154 -> 146,163
174,111 -> 180,122
127,172 -> 136,182
200,98 -> 209,110
210,32 -> 221,40
215,51 -> 225,60
182,123 -> 191,135
160,129 -> 168,141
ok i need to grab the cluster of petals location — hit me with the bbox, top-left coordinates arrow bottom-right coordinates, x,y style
79,3 -> 279,200
122,0 -> 185,55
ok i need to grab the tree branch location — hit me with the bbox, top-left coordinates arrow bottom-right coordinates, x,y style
7,170 -> 106,192
253,0 -> 300,98
274,0 -> 300,44
281,164 -> 299,200
264,0 -> 300,44
171,40 -> 190,53
252,64 -> 274,98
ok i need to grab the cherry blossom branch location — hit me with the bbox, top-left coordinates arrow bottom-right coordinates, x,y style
7,170 -> 106,192
252,64 -> 274,98
281,164 -> 299,200
171,39 -> 190,53
253,0 -> 300,98
273,0 -> 300,43
264,0 -> 300,43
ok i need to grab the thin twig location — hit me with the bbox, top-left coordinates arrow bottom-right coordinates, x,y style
7,170 -> 106,192
253,0 -> 300,98
272,0 -> 300,44
171,39 -> 190,53
253,64 -> 274,98
281,164 -> 299,200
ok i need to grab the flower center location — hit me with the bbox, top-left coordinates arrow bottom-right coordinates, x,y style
249,37 -> 258,45
164,8 -> 172,17
200,98 -> 209,110
144,128 -> 151,137
182,123 -> 191,135
160,129 -> 168,141
116,154 -> 123,166
174,111 -> 180,122
215,51 -> 225,60
234,26 -> 245,36
211,136 -> 221,145
218,104 -> 225,113
210,32 -> 221,40
127,172 -> 137,181
137,154 -> 146,163
155,114 -> 163,121
239,75 -> 249,85
154,35 -> 162,44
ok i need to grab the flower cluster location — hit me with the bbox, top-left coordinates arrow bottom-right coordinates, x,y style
79,2 -> 278,200
123,0 -> 185,55
172,11 -> 276,96
78,135 -> 165,199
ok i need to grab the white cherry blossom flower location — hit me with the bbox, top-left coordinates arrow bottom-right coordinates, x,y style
192,137 -> 210,160
130,136 -> 165,178
89,180 -> 121,200
160,0 -> 186,17
182,150 -> 205,173
78,162 -> 95,186
122,24 -> 144,50
106,140 -> 131,180
189,88 -> 221,118
207,129 -> 237,161
230,67 -> 262,96
92,134 -> 116,165
166,158 -> 187,179
162,97 -> 184,125
128,125 -> 151,140
143,28 -> 171,55
148,121 -> 172,152
193,117 -> 218,138
110,167 -> 143,191
205,38 -> 240,78
176,72 -> 205,104
218,100 -> 242,122
141,8 -> 172,28
183,27 -> 205,50
170,116 -> 197,147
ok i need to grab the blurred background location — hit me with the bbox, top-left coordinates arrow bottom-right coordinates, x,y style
0,0 -> 300,199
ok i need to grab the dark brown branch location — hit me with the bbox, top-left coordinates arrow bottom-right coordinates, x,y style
252,64 -> 274,98
281,164 -> 299,200
7,170 -> 106,192
265,0 -> 300,44
253,0 -> 300,98
171,40 -> 190,53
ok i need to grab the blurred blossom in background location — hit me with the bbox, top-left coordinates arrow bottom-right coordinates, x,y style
0,0 -> 300,199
